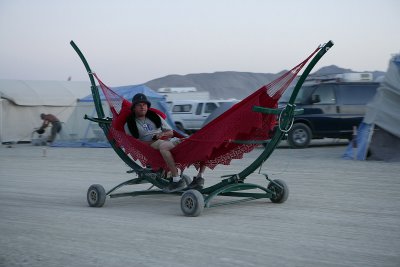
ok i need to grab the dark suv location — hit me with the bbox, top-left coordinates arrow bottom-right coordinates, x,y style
279,81 -> 379,148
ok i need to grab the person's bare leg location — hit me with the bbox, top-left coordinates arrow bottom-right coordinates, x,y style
196,165 -> 205,177
159,141 -> 179,178
48,127 -> 56,143
159,141 -> 186,191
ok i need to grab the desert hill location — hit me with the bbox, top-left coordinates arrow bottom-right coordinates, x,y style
144,65 -> 385,99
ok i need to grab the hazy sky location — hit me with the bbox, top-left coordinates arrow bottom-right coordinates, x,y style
0,0 -> 399,86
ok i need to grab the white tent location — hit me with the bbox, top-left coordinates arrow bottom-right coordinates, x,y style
0,79 -> 90,144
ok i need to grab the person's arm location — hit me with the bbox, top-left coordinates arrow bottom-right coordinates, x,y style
39,119 -> 49,130
154,117 -> 174,140
153,130 -> 173,140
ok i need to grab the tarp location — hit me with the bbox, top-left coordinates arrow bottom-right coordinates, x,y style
343,54 -> 400,161
342,122 -> 374,160
363,55 -> 400,137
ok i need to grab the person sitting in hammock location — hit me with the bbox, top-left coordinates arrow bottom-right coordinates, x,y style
124,93 -> 205,192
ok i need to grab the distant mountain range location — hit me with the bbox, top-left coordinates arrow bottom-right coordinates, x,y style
144,65 -> 385,99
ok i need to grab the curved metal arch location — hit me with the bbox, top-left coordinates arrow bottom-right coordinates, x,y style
70,40 -> 143,172
70,40 -> 333,177
237,41 -> 334,180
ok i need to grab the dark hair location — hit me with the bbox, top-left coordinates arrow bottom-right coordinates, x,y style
126,109 -> 161,138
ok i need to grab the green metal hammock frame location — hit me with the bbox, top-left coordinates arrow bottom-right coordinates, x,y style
71,40 -> 334,216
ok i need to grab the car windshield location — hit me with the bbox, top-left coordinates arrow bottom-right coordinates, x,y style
279,85 -> 314,104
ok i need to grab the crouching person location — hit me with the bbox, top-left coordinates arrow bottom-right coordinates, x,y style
38,113 -> 62,143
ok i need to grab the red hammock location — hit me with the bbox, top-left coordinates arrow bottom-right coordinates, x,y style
94,47 -> 319,171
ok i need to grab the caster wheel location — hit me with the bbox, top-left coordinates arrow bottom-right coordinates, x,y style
181,190 -> 204,217
268,179 -> 289,203
87,184 -> 106,207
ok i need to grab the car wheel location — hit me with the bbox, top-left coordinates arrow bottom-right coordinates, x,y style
287,123 -> 312,148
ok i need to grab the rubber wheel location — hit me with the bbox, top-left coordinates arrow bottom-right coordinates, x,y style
287,123 -> 312,148
87,184 -> 106,207
181,190 -> 204,217
268,179 -> 289,203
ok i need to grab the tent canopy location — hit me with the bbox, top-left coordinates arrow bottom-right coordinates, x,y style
0,80 -> 90,106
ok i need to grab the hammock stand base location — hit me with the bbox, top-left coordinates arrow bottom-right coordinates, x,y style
73,40 -> 334,216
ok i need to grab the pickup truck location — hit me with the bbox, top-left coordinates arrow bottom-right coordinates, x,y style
168,100 -> 235,133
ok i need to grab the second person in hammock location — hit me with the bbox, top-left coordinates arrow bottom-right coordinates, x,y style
124,93 -> 205,192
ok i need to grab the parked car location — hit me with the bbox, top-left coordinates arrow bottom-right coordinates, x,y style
169,100 -> 236,133
279,77 -> 380,148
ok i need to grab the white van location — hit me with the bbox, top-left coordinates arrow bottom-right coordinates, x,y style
169,100 -> 236,133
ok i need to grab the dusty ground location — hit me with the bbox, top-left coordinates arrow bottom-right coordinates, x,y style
0,142 -> 399,267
